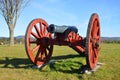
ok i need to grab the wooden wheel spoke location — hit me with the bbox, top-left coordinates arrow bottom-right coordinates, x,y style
91,30 -> 94,38
40,50 -> 44,61
92,20 -> 98,37
96,26 -> 100,33
47,46 -> 50,51
43,25 -> 47,36
95,48 -> 98,57
47,45 -> 53,54
90,38 -> 93,43
31,32 -> 39,39
44,49 -> 48,58
96,35 -> 100,40
34,25 -> 42,37
89,41 -> 92,48
92,28 -> 96,37
92,54 -> 95,63
40,22 -> 43,36
32,45 -> 40,53
46,32 -> 50,37
97,28 -> 100,35
96,29 -> 100,39
35,48 -> 41,62
95,27 -> 100,37
90,48 -> 94,63
91,48 -> 96,63
94,20 -> 98,27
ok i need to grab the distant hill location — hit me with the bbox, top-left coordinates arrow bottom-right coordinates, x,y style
0,36 -> 120,42
15,35 -> 25,39
0,35 -> 24,39
15,36 -> 120,41
101,37 -> 120,41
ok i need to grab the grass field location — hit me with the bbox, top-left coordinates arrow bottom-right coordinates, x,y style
0,43 -> 120,80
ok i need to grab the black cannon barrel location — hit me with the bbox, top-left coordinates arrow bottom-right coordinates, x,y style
48,24 -> 78,33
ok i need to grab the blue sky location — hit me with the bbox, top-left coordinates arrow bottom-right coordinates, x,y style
0,0 -> 120,37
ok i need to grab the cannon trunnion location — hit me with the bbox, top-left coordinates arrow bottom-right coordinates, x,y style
25,13 -> 101,70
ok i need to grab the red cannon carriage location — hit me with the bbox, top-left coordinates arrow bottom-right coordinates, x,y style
25,13 -> 100,70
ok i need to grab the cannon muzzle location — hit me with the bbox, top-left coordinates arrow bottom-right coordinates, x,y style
48,24 -> 78,33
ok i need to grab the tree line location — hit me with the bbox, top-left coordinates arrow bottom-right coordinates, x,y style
0,37 -> 120,45
101,40 -> 120,44
0,37 -> 25,45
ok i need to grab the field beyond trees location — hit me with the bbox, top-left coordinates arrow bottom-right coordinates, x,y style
0,43 -> 120,80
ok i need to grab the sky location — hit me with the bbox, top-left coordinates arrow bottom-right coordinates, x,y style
0,0 -> 120,37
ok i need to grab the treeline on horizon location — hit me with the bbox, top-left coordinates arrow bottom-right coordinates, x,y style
0,38 -> 120,45
101,40 -> 120,44
0,38 -> 24,45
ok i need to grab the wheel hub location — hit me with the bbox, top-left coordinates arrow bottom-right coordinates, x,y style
92,37 -> 99,48
37,37 -> 49,48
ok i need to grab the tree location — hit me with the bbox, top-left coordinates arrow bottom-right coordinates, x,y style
0,0 -> 29,46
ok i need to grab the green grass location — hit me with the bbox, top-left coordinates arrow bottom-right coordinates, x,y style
0,43 -> 120,80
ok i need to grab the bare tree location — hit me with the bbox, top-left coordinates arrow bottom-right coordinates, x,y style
0,0 -> 29,46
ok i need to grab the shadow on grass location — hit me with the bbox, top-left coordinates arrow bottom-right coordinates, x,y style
0,57 -> 33,68
44,54 -> 87,74
48,61 -> 87,74
51,54 -> 82,60
0,54 -> 87,74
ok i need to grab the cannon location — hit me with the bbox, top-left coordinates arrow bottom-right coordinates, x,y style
25,13 -> 100,70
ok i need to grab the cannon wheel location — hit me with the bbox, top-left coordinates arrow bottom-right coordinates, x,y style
86,13 -> 100,70
25,18 -> 53,66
